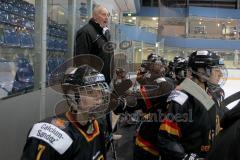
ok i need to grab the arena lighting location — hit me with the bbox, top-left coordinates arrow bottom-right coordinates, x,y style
58,11 -> 64,15
152,17 -> 158,21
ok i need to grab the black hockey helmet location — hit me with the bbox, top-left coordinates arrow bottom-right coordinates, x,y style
147,53 -> 159,62
48,54 -> 111,122
188,50 -> 227,86
61,65 -> 110,121
168,56 -> 188,84
188,50 -> 224,71
147,53 -> 166,65
62,65 -> 106,86
173,56 -> 188,70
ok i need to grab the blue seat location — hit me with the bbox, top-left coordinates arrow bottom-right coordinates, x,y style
19,31 -> 34,48
3,28 -> 20,47
22,19 -> 34,30
3,3 -> 13,12
0,10 -> 9,23
54,39 -> 61,51
12,6 -> 21,15
46,57 -> 60,85
12,57 -> 34,93
0,58 -> 16,97
47,38 -> 54,50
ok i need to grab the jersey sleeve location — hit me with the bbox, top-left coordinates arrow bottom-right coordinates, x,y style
21,122 -> 73,160
21,139 -> 60,160
156,90 -> 189,159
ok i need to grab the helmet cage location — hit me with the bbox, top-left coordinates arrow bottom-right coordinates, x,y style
62,82 -> 110,120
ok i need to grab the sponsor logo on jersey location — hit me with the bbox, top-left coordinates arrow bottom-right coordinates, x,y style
84,74 -> 105,83
28,122 -> 73,154
197,50 -> 208,55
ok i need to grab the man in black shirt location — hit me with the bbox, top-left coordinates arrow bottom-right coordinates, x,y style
75,5 -> 113,84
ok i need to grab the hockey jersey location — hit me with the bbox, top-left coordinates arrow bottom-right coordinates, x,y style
21,111 -> 106,160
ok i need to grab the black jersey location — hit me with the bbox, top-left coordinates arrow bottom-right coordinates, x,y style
134,90 -> 211,160
21,111 -> 106,160
206,85 -> 229,139
160,91 -> 211,159
208,101 -> 240,160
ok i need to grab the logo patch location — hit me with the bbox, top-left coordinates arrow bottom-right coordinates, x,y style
51,118 -> 68,129
196,50 -> 208,55
167,90 -> 188,105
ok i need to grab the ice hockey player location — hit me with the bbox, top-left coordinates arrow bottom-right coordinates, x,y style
21,64 -> 123,160
112,67 -> 132,96
150,50 -> 229,160
167,56 -> 189,85
208,99 -> 240,160
136,53 -> 167,86
188,50 -> 229,137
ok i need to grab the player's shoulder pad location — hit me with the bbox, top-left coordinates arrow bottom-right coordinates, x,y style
28,122 -> 73,155
167,90 -> 188,105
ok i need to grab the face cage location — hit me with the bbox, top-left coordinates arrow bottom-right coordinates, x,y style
64,82 -> 111,120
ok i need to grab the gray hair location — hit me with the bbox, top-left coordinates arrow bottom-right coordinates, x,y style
93,5 -> 108,18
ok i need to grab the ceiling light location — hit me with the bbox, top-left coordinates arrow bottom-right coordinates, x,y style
132,17 -> 136,20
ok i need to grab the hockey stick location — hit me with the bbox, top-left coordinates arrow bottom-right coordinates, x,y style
179,78 -> 215,111
220,91 -> 240,108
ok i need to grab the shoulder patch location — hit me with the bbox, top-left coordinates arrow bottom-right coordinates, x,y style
28,122 -> 73,154
51,118 -> 68,129
167,90 -> 188,105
